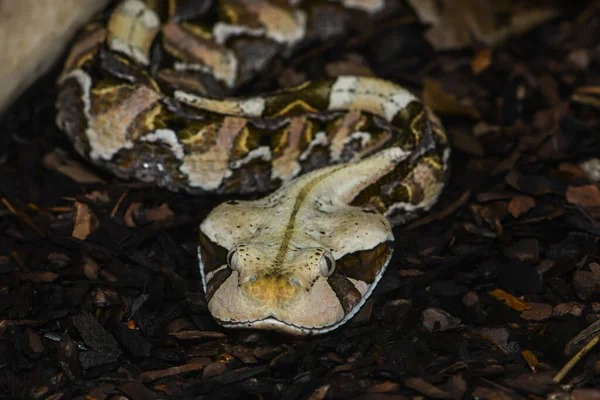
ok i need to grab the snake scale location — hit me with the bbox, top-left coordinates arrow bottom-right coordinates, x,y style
56,0 -> 450,335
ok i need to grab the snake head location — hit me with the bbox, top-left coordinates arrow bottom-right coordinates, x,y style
198,195 -> 394,335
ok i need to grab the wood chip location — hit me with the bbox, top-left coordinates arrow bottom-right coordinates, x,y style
72,201 -> 98,240
487,289 -> 532,312
520,302 -> 553,321
508,195 -> 535,218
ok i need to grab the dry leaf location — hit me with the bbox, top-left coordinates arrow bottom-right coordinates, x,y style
13,271 -> 58,283
43,151 -> 105,184
566,185 -> 600,217
508,195 -> 535,218
487,288 -> 532,312
422,307 -> 463,332
124,203 -> 142,228
572,86 -> 600,109
557,163 -> 586,180
326,54 -> 373,78
471,48 -> 492,74
85,191 -> 111,204
124,203 -> 174,227
448,129 -> 485,156
553,302 -> 585,317
422,79 -> 480,118
573,270 -> 596,301
408,0 -> 558,50
72,201 -> 98,240
520,302 -> 553,321
521,350 -> 540,372
83,256 -> 100,280
145,203 -> 175,225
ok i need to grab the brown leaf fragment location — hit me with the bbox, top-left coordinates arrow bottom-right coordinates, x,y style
82,256 -> 100,280
278,68 -> 306,89
121,382 -> 157,400
476,190 -> 514,202
145,203 -> 174,225
25,327 -> 44,354
538,74 -> 561,107
448,129 -> 484,156
556,163 -> 587,181
253,345 -> 284,361
590,262 -> 600,282
58,334 -> 82,380
553,302 -> 585,317
480,327 -> 512,354
472,386 -> 521,400
72,201 -> 98,240
124,202 -> 141,227
520,302 -> 553,321
471,48 -> 492,74
349,298 -> 374,327
407,190 -> 471,229
505,170 -> 555,195
422,308 -> 463,332
572,87 -> 600,109
504,371 -> 555,396
573,270 -> 596,301
167,318 -> 195,333
508,195 -> 535,218
84,190 -> 111,204
170,330 -> 226,340
13,271 -> 58,283
463,221 -> 497,238
408,0 -> 557,50
43,151 -> 105,184
326,54 -> 373,77
140,358 -> 211,382
487,288 -> 532,312
422,79 -> 481,119
566,185 -> 600,217
307,385 -> 331,400
202,361 -> 228,379
84,384 -> 117,400
492,152 -> 521,175
569,388 -> 600,400
225,345 -> 258,364
368,381 -> 399,393
520,350 -> 539,373
124,202 -> 174,227
504,238 -> 539,262
404,377 -> 452,399
444,375 -> 467,400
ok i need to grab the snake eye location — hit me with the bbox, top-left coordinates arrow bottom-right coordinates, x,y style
227,249 -> 239,270
319,252 -> 336,277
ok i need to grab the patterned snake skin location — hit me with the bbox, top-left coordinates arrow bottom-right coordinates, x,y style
56,0 -> 450,335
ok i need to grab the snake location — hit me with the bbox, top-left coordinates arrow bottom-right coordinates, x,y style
55,0 -> 450,335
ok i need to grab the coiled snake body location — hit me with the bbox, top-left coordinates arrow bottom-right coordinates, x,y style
56,0 -> 450,335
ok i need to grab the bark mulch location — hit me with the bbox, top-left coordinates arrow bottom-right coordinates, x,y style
1,1 -> 600,399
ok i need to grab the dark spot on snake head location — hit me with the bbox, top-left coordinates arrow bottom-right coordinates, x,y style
227,200 -> 239,205
362,209 -> 377,214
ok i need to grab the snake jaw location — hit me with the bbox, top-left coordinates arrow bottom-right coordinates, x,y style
203,247 -> 394,336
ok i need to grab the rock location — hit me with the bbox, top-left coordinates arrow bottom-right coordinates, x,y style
0,0 -> 109,114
